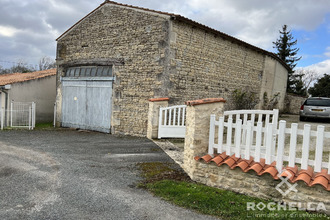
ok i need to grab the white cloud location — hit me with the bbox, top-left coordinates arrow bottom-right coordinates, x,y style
0,0 -> 330,67
324,47 -> 330,57
0,25 -> 19,37
303,59 -> 330,75
153,0 -> 330,50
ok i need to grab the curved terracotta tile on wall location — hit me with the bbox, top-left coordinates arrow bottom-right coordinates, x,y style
194,154 -> 330,191
201,154 -> 213,163
310,176 -> 329,190
261,166 -> 278,178
293,173 -> 312,185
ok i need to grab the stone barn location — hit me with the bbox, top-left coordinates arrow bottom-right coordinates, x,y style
55,0 -> 289,135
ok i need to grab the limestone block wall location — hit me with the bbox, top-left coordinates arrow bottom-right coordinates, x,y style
56,4 -> 172,135
168,21 -> 265,107
284,94 -> 306,114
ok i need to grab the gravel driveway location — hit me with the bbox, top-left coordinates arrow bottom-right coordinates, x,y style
0,130 -> 218,220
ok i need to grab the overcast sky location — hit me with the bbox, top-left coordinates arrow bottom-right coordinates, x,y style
0,0 -> 330,75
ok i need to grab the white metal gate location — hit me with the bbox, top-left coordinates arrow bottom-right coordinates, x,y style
0,101 -> 36,130
158,105 -> 186,138
61,78 -> 113,133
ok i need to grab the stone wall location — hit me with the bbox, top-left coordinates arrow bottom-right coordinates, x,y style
193,162 -> 330,214
284,94 -> 306,114
169,20 -> 264,106
56,4 -> 172,136
168,21 -> 288,110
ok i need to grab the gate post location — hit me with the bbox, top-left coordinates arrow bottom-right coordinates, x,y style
183,98 -> 226,177
147,97 -> 169,139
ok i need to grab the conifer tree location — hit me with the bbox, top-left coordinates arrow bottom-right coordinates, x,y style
273,25 -> 302,93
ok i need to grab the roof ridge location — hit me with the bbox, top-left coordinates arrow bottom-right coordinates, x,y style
0,69 -> 56,86
56,1 -> 290,70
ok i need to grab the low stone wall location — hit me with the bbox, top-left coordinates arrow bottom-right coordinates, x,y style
284,94 -> 306,114
193,161 -> 330,214
183,98 -> 330,215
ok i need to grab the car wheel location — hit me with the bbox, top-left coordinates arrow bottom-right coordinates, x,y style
299,116 -> 306,121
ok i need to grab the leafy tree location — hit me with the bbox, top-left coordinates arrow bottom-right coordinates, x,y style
308,74 -> 330,97
273,25 -> 302,93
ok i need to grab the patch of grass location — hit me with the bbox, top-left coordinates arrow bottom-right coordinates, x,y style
138,162 -> 190,184
35,122 -> 54,130
145,180 -> 328,220
138,162 -> 329,220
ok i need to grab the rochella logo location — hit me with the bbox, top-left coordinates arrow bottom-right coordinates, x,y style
275,169 -> 298,196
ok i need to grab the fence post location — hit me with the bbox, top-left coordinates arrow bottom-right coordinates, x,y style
235,119 -> 242,157
32,102 -> 36,129
10,101 -> 13,127
226,117 -> 233,156
314,125 -> 325,172
53,102 -> 56,128
147,98 -> 169,139
276,120 -> 286,172
217,116 -> 224,154
245,120 -> 252,160
301,124 -> 311,170
183,98 -> 226,178
255,121 -> 263,162
265,123 -> 273,164
0,108 -> 3,130
208,115 -> 216,155
28,106 -> 32,130
288,123 -> 298,168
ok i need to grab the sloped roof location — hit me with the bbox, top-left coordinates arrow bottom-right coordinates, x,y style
56,0 -> 290,71
0,68 -> 56,86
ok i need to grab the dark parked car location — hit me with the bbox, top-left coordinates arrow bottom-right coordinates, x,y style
300,97 -> 330,121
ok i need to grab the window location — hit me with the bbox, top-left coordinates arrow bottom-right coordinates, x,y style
65,66 -> 112,77
305,99 -> 330,106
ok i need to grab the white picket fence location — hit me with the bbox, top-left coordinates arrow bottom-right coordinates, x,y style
223,109 -> 279,148
208,111 -> 330,174
0,101 -> 35,130
158,105 -> 186,138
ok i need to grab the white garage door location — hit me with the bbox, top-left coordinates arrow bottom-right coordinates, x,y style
61,66 -> 114,133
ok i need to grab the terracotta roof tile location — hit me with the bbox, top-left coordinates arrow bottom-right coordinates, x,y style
310,176 -> 329,189
293,173 -> 312,185
235,159 -> 252,171
279,166 -> 298,181
0,69 -> 56,86
315,169 -> 330,181
148,97 -> 170,102
195,154 -> 330,191
260,165 -> 279,178
201,154 -> 213,163
185,98 -> 226,106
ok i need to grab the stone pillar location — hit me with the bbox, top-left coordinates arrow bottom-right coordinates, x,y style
183,98 -> 226,177
147,97 -> 169,139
